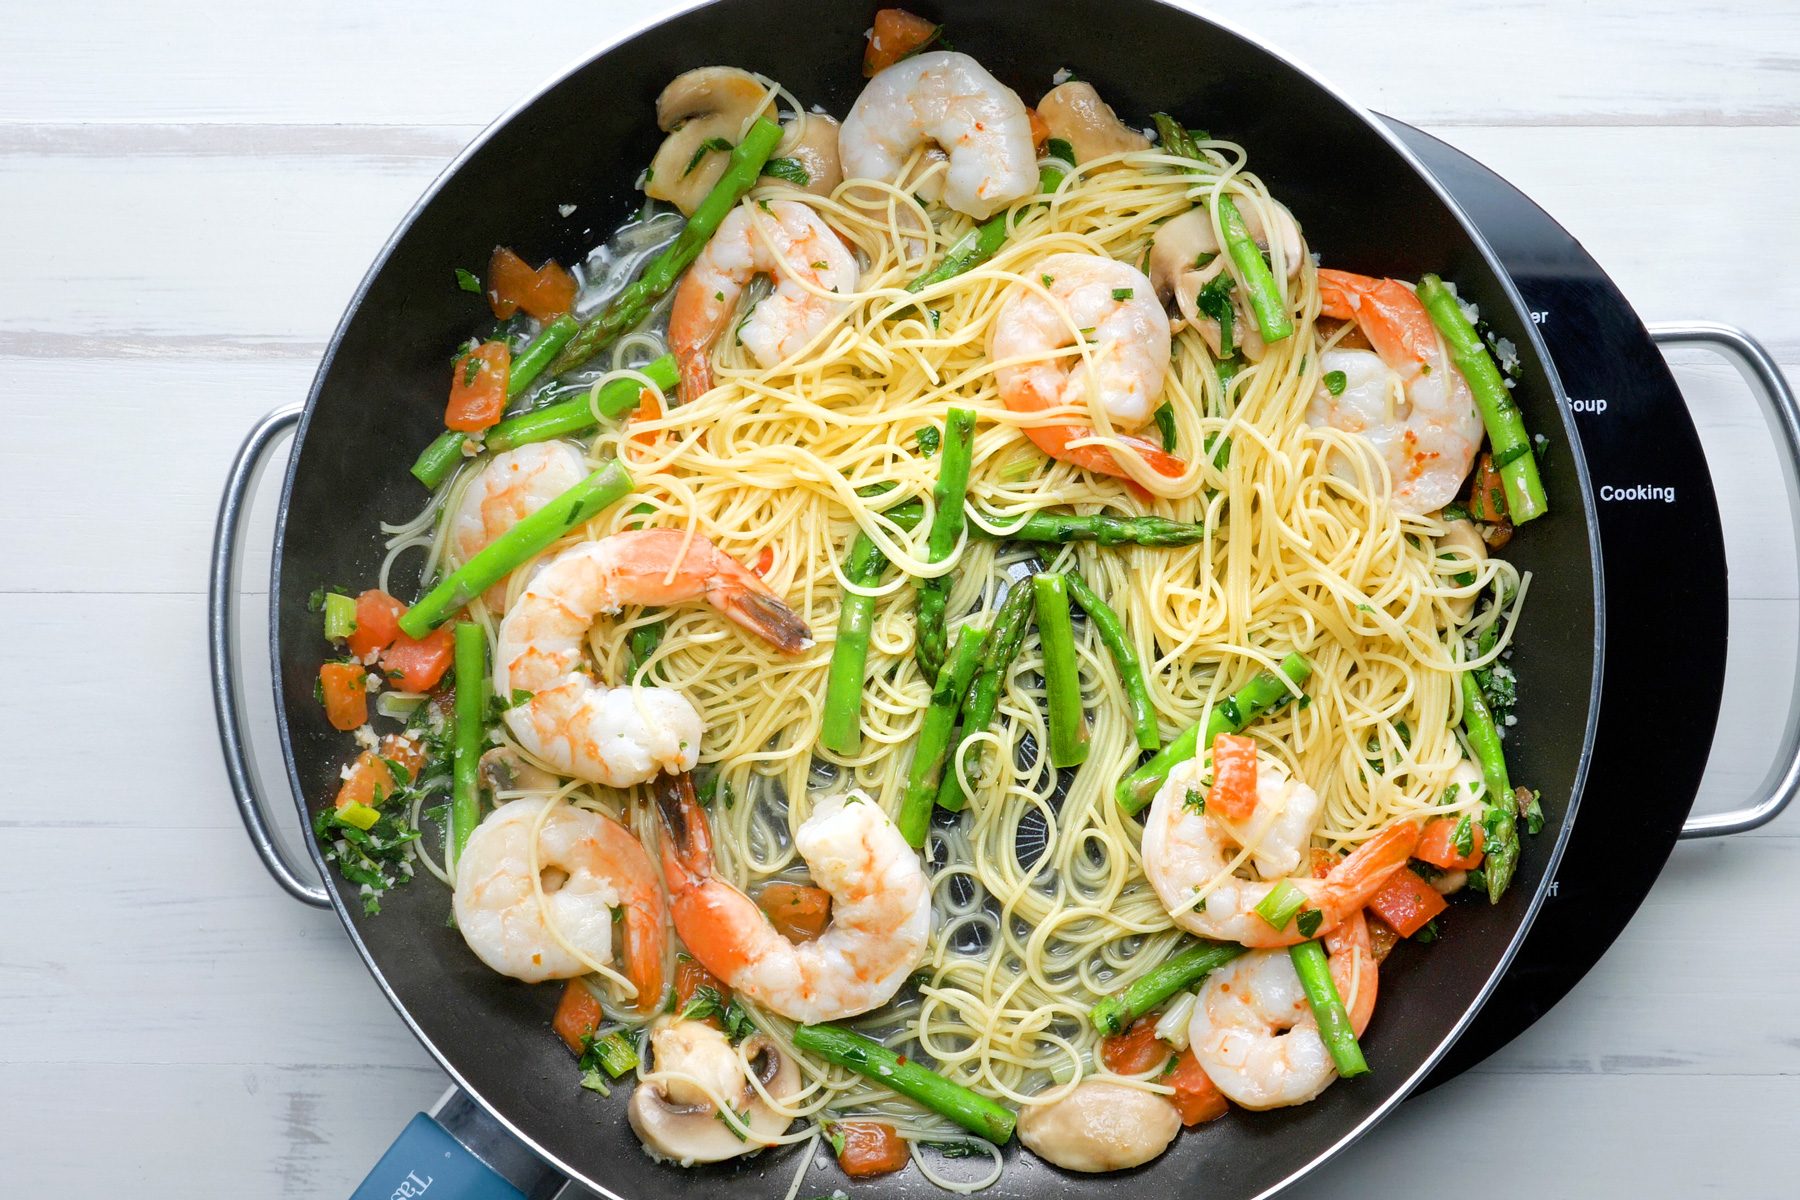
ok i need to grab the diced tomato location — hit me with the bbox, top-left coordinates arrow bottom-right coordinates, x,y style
346,589 -> 407,659
1367,867 -> 1448,938
446,341 -> 510,432
1207,733 -> 1259,822
1467,451 -> 1508,524
629,388 -> 661,448
487,246 -> 577,320
863,8 -> 939,76
319,662 -> 367,731
1366,914 -> 1400,963
334,735 -> 426,811
1166,1049 -> 1230,1126
553,980 -> 604,1055
759,882 -> 830,943
379,624 -> 455,692
1099,1016 -> 1167,1076
674,955 -> 730,1025
1416,815 -> 1486,871
751,545 -> 775,578
1026,106 -> 1049,149
834,1121 -> 909,1178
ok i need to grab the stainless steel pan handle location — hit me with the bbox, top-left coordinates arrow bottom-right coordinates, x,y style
208,404 -> 329,906
1651,324 -> 1800,839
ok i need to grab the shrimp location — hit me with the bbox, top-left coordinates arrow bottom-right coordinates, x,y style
451,797 -> 669,1009
667,199 -> 859,402
496,530 -> 812,788
1185,912 -> 1378,1109
1307,269 -> 1484,515
1141,751 -> 1420,947
839,50 -> 1038,219
450,441 -> 588,611
653,775 -> 931,1023
989,252 -> 1184,483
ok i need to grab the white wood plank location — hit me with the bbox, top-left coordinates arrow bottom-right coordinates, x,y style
2,0 -> 1795,127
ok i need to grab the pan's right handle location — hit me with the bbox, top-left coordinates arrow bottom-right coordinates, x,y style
1650,324 -> 1800,839
208,404 -> 330,906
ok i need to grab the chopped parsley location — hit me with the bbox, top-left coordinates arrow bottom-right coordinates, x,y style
454,267 -> 482,294
1044,137 -> 1076,167
1295,907 -> 1324,938
1041,273 -> 1055,287
680,984 -> 725,1022
1111,287 -> 1134,301
1195,273 -> 1237,357
1153,402 -> 1178,452
715,1107 -> 750,1142
761,156 -> 811,187
311,802 -> 422,917
916,425 -> 941,457
683,136 -> 735,177
1324,369 -> 1347,396
721,997 -> 757,1043
1183,787 -> 1206,813
1451,813 -> 1475,858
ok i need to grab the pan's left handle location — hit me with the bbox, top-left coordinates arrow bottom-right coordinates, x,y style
1650,324 -> 1800,840
208,404 -> 330,907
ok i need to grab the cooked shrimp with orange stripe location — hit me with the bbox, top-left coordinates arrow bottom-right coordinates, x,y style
303,6 -> 1549,1185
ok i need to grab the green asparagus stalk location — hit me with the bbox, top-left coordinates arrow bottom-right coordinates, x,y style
1289,940 -> 1370,1079
1089,940 -> 1244,1035
449,621 -> 486,865
1116,653 -> 1312,816
898,626 -> 989,847
1033,573 -> 1089,769
507,314 -> 580,398
548,119 -> 784,377
791,1023 -> 1017,1143
915,409 -> 976,679
1417,274 -> 1548,524
938,579 -> 1037,811
1461,668 -> 1519,902
1217,194 -> 1294,345
818,501 -> 929,756
907,214 -> 1008,294
970,508 -> 1206,547
1150,113 -> 1204,162
409,355 -> 678,489
398,461 -> 633,637
1064,572 -> 1158,751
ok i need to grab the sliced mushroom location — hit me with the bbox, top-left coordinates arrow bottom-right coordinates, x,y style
772,112 -> 843,198
478,745 -> 559,795
1017,1080 -> 1179,1173
1435,518 -> 1488,618
647,68 -> 777,215
628,1018 -> 800,1164
1035,82 -> 1150,165
1148,201 -> 1304,361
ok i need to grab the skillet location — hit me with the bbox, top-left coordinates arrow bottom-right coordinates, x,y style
211,1 -> 1605,1195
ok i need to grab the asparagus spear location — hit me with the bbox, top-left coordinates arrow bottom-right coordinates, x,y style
898,625 -> 989,847
1064,572 -> 1158,751
1461,668 -> 1519,902
915,408 -> 976,679
818,501 -> 929,755
791,1023 -> 1017,1143
1089,940 -> 1244,1035
507,314 -> 580,398
1033,573 -> 1089,768
970,508 -> 1205,547
906,214 -> 1008,294
409,355 -> 678,489
548,119 -> 784,377
1289,940 -> 1369,1079
398,462 -> 633,637
1217,194 -> 1294,345
1150,113 -> 1204,162
449,621 -> 486,865
1417,274 -> 1548,524
1116,653 -> 1312,816
938,579 -> 1037,811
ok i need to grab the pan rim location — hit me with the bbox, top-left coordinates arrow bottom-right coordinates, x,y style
267,2 -> 1605,1194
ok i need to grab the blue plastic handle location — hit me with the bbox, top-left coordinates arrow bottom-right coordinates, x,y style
351,1113 -> 527,1200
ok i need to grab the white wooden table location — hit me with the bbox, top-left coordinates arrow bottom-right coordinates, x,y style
3,2 -> 1795,1195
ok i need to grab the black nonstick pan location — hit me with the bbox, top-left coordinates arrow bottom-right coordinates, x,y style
209,1 -> 1781,1196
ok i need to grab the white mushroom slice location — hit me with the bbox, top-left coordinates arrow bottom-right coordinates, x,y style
647,68 -> 777,216
1148,201 -> 1304,360
1036,82 -> 1150,164
771,113 -> 843,198
477,745 -> 559,794
628,1018 -> 800,1164
1017,1080 -> 1180,1173
1435,517 -> 1488,618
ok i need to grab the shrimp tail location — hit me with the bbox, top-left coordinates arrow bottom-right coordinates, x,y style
720,586 -> 814,655
677,349 -> 713,406
653,771 -> 714,890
